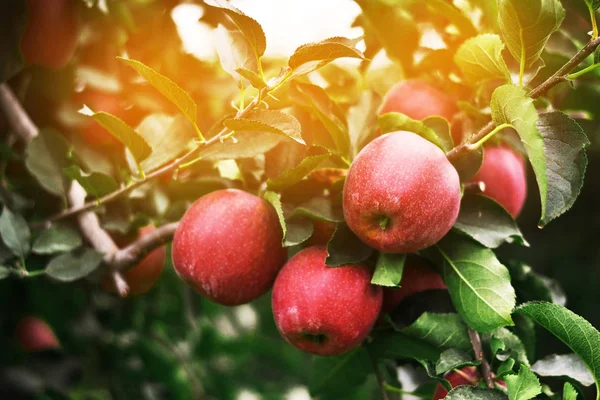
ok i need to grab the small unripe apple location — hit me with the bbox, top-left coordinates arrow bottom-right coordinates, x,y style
272,246 -> 382,356
344,131 -> 461,253
433,367 -> 480,400
379,80 -> 458,122
20,0 -> 80,69
172,189 -> 286,306
469,145 -> 527,218
381,256 -> 446,315
15,316 -> 59,352
103,225 -> 166,295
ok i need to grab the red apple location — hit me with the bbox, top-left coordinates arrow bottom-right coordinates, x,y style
306,220 -> 336,246
20,0 -> 80,69
272,246 -> 382,356
379,80 -> 458,122
103,225 -> 166,295
15,316 -> 60,352
172,189 -> 286,306
381,256 -> 447,315
343,131 -> 461,253
433,367 -> 480,400
469,145 -> 527,218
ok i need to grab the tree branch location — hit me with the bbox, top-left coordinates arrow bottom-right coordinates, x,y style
468,328 -> 494,389
0,83 -> 38,141
37,67 -> 291,226
447,36 -> 600,162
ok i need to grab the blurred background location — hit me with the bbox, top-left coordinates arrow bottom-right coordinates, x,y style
1,0 -> 600,399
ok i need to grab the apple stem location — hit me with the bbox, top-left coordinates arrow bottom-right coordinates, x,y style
467,328 -> 494,389
368,349 -> 391,400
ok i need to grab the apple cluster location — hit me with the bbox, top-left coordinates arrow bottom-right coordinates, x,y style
169,79 -> 529,362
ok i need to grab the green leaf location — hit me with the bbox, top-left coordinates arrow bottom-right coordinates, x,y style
355,0 -> 420,72
515,302 -> 600,398
87,111 -> 152,163
126,115 -> 196,174
498,0 -> 565,71
0,207 -> 30,258
490,85 -> 547,225
266,147 -> 330,191
446,386 -> 508,399
0,1 -> 26,82
0,266 -> 10,280
536,112 -> 590,227
423,117 -> 455,153
263,191 -> 286,245
223,110 -> 305,145
284,217 -> 313,247
235,67 -> 266,89
25,128 -> 71,198
506,260 -> 566,305
432,233 -> 516,332
293,197 -> 344,223
0,240 -> 12,263
563,382 -> 578,400
455,34 -> 511,84
32,227 -> 82,255
531,354 -> 594,387
372,253 -> 406,287
401,313 -> 472,352
436,349 -> 480,375
214,26 -> 258,81
505,364 -> 542,400
378,113 -> 444,150
211,0 -> 266,59
454,195 -> 527,249
289,37 -> 365,70
368,331 -> 442,362
63,165 -> 118,200
292,82 -> 350,158
45,249 -> 104,282
198,131 -> 285,161
585,0 -> 600,12
489,328 -> 530,367
118,57 -> 202,140
498,358 -> 517,378
309,347 -> 372,398
325,223 -> 373,267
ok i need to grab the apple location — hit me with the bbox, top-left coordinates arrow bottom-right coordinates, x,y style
103,225 -> 166,295
343,131 -> 461,253
20,0 -> 80,69
305,220 -> 336,246
172,189 -> 287,306
469,145 -> 527,218
272,246 -> 382,356
433,367 -> 480,399
381,256 -> 446,315
15,316 -> 59,352
379,80 -> 458,122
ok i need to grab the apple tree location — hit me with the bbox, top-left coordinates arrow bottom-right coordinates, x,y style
1,0 -> 600,399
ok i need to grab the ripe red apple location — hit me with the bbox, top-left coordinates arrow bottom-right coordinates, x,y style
272,246 -> 382,356
103,225 -> 166,295
469,145 -> 527,218
172,189 -> 286,306
433,367 -> 480,400
15,316 -> 60,352
343,131 -> 461,253
381,256 -> 446,315
20,0 -> 80,69
306,220 -> 336,246
379,80 -> 458,122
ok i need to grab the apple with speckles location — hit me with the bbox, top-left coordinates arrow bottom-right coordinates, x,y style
172,189 -> 287,306
15,316 -> 59,352
343,131 -> 461,253
381,256 -> 446,315
469,145 -> 527,218
272,246 -> 382,356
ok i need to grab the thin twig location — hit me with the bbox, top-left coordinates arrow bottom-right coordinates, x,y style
0,83 -> 38,141
447,36 -> 600,162
37,67 -> 291,227
368,349 -> 390,400
468,328 -> 494,389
